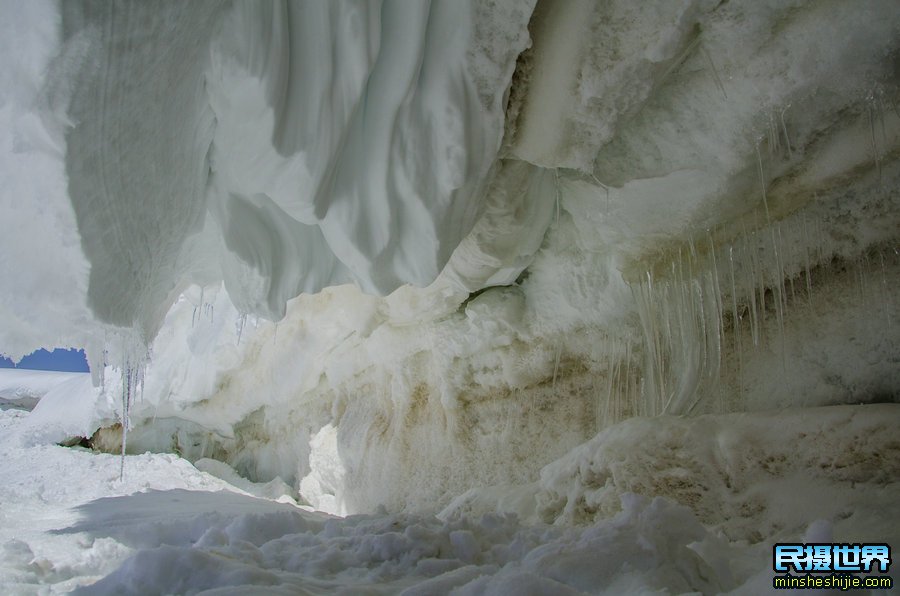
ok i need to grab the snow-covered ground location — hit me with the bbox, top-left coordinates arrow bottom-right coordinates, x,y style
1,371 -> 897,594
0,369 -> 86,411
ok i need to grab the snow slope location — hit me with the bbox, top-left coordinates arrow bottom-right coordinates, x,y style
0,369 -> 87,410
0,407 -> 290,594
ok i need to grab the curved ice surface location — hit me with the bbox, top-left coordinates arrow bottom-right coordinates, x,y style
61,1 -> 223,337
58,0 -> 534,335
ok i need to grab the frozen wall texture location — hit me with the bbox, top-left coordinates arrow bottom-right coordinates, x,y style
1,0 -> 898,519
60,0 -> 534,340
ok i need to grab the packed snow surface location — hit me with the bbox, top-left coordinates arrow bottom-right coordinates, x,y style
0,369 -> 88,411
3,396 -> 897,594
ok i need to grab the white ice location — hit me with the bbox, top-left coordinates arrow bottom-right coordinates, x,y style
1,0 -> 899,593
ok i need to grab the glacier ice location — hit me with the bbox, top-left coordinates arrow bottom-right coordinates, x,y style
0,0 -> 898,563
1,0 -> 900,593
50,0 -> 536,348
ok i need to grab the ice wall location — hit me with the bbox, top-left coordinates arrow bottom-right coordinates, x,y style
206,0 -> 536,312
0,0 -> 536,359
2,0 -> 899,517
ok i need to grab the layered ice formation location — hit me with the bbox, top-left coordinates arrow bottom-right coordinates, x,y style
56,0 -> 534,345
1,0 -> 899,591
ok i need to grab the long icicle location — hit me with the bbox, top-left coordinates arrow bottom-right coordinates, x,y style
551,345 -> 561,391
119,362 -> 131,481
755,143 -> 771,223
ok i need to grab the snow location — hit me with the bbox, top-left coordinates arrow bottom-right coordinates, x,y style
2,0 -> 897,415
1,0 -> 899,593
0,407 -> 240,593
3,389 -> 897,594
443,404 -> 900,541
1,0 -> 535,356
0,0 -> 537,361
0,369 -> 87,411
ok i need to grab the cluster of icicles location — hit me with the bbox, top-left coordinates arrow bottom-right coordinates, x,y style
629,214 -> 895,420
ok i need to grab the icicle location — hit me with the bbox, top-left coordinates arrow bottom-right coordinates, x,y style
802,214 -> 813,305
756,234 -> 767,347
696,276 -> 708,377
649,270 -> 667,414
99,349 -> 108,393
551,345 -> 561,391
770,227 -> 786,370
767,112 -> 780,156
528,385 -> 536,420
113,338 -> 149,482
815,217 -> 826,263
554,169 -> 561,225
633,272 -> 664,416
236,314 -> 247,346
707,231 -> 724,384
745,237 -> 760,347
868,95 -> 883,184
728,245 -> 740,329
880,250 -> 892,330
623,340 -> 632,421
119,360 -> 133,481
856,257 -> 866,301
786,223 -> 797,302
603,340 -> 615,425
658,34 -> 701,85
200,433 -> 210,459
780,106 -> 793,159
702,45 -> 727,100
727,245 -> 744,402
629,212 -> 841,417
755,143 -> 771,223
589,174 -> 611,215
877,93 -> 889,151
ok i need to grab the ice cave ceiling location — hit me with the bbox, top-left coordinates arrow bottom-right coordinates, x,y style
0,0 -> 898,514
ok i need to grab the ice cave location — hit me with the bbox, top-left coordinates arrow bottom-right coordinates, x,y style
1,0 -> 898,593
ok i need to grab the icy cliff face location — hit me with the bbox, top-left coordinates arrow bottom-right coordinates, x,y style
2,0 -> 899,519
2,0 -> 536,357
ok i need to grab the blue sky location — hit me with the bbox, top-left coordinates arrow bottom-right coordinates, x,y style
0,348 -> 89,372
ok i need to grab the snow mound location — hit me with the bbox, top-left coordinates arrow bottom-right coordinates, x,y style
19,371 -> 105,445
442,404 -> 900,548
73,491 -> 732,595
0,369 -> 88,411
